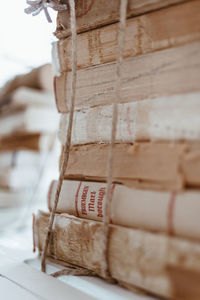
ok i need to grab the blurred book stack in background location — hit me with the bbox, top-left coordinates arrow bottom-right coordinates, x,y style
33,1 -> 200,299
0,64 -> 59,230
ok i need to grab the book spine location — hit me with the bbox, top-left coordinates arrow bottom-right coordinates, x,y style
57,1 -> 200,72
11,87 -> 54,107
34,211 -> 200,299
54,41 -> 200,113
63,143 -> 185,190
1,64 -> 53,101
48,180 -> 111,221
58,92 -> 200,146
0,133 -> 41,152
48,179 -> 200,241
55,0 -> 185,39
63,142 -> 200,190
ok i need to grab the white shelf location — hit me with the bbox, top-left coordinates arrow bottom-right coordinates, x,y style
0,229 -> 158,300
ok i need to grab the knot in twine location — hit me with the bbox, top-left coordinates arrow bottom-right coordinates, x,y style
24,0 -> 67,23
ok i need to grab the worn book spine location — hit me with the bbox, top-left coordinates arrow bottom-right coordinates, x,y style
48,179 -> 200,241
54,41 -> 200,112
55,0 -> 185,39
59,92 -> 200,145
34,211 -> 200,299
55,1 -> 200,72
61,142 -> 200,191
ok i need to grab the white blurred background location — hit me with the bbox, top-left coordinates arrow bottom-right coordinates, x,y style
0,2 -> 60,231
0,1 -> 57,87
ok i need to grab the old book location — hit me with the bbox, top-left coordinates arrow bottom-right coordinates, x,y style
0,150 -> 53,190
49,179 -> 200,241
55,41 -> 200,112
0,151 -> 49,170
55,0 -> 200,72
59,92 -> 200,145
0,166 -> 39,190
61,142 -> 200,190
34,211 -> 200,299
0,64 -> 53,104
0,133 -> 54,152
0,106 -> 59,138
0,151 -> 55,190
0,87 -> 54,115
55,0 -> 185,39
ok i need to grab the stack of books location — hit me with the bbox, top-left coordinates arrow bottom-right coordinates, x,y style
34,1 -> 200,299
0,64 -> 59,228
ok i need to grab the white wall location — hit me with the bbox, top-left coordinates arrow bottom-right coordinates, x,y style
0,1 -> 57,87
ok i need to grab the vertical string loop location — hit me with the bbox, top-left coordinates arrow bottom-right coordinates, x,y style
41,0 -> 77,272
102,0 -> 128,280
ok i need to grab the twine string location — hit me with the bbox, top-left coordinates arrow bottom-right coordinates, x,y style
102,0 -> 128,280
41,0 -> 77,272
24,0 -> 67,23
51,267 -> 95,277
41,0 -> 127,278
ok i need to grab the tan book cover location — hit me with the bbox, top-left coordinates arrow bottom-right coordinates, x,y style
49,179 -> 200,241
0,133 -> 54,152
34,211 -> 200,299
55,41 -> 200,112
55,0 -> 185,39
61,142 -> 200,190
55,1 -> 200,72
0,133 -> 41,152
